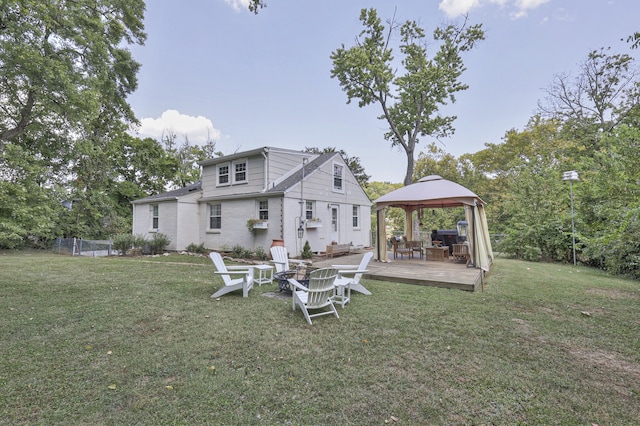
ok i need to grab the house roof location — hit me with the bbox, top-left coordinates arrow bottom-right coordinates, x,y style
197,146 -> 308,167
374,175 -> 485,210
130,181 -> 202,204
268,152 -> 338,193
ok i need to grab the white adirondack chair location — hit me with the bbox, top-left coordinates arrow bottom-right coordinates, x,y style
270,245 -> 305,274
288,268 -> 339,325
332,251 -> 373,299
209,252 -> 254,298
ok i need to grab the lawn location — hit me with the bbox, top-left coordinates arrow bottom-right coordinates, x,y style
1,252 -> 638,425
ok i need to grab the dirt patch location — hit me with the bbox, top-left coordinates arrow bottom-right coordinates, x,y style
566,346 -> 640,396
262,291 -> 291,301
586,288 -> 637,299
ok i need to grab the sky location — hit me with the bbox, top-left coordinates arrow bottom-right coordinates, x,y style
127,0 -> 639,183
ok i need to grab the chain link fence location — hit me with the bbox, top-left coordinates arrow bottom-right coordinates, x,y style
53,237 -> 115,257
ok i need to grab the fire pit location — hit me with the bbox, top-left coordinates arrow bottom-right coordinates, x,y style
274,267 -> 315,293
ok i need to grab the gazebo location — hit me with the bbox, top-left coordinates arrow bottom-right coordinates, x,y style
374,175 -> 493,271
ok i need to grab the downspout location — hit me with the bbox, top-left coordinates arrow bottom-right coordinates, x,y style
262,150 -> 268,192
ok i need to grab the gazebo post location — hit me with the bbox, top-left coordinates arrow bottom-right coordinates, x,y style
404,209 -> 413,242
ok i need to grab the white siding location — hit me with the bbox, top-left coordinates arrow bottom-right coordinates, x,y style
282,156 -> 372,254
199,196 -> 284,253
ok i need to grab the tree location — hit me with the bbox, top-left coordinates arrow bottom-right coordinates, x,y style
538,48 -> 640,148
248,0 -> 266,14
0,0 -> 146,144
330,8 -> 484,186
303,146 -> 370,186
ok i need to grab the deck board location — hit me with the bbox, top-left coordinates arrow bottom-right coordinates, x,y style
312,249 -> 485,292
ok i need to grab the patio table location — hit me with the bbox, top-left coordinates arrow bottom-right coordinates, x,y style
424,246 -> 449,261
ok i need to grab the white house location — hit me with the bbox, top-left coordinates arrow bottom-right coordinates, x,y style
131,147 -> 372,256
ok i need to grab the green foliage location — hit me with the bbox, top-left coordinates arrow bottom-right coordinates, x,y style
301,240 -> 313,259
0,0 -> 146,143
231,244 -> 245,258
253,246 -> 267,261
148,233 -> 171,255
112,234 -> 134,256
331,8 -> 484,185
185,242 -> 207,254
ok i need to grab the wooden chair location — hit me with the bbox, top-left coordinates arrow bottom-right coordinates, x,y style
408,241 -> 424,259
288,268 -> 339,325
452,243 -> 471,265
391,240 -> 413,259
209,252 -> 254,298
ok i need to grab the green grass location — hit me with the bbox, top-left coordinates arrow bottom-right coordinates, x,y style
1,252 -> 638,425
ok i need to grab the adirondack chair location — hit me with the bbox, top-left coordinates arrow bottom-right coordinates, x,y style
209,252 -> 254,298
288,268 -> 339,325
270,245 -> 305,274
331,251 -> 373,306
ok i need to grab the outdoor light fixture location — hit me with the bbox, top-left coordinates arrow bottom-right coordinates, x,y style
562,170 -> 579,266
457,220 -> 468,241
297,223 -> 304,239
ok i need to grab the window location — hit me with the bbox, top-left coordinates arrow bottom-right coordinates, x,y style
151,205 -> 159,230
305,200 -> 314,220
333,163 -> 343,191
217,163 -> 230,186
233,159 -> 247,184
258,200 -> 269,220
352,205 -> 359,228
209,204 -> 221,229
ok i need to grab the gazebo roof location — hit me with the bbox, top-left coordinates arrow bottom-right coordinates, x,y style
374,175 -> 485,210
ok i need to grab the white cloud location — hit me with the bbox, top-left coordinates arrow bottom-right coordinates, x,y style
439,0 -> 551,19
138,110 -> 222,145
439,0 -> 481,18
222,0 -> 252,13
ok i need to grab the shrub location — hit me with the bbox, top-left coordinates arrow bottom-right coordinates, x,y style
149,233 -> 171,255
254,246 -> 267,261
132,234 -> 147,251
112,233 -> 134,256
231,244 -> 244,258
185,242 -> 207,254
301,240 -> 313,259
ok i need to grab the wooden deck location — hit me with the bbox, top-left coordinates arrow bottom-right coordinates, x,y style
312,249 -> 486,292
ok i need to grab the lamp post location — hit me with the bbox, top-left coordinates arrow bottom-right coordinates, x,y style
562,170 -> 579,266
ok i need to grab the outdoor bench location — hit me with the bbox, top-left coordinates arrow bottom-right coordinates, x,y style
325,243 -> 351,258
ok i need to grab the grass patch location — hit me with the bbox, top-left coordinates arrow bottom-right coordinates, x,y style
1,252 -> 638,424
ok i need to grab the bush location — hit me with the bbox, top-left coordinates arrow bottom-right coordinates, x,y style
185,242 -> 207,254
254,246 -> 267,261
112,233 -> 134,256
231,244 -> 244,258
301,240 -> 313,259
149,233 -> 171,255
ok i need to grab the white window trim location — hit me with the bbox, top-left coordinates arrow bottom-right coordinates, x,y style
232,158 -> 248,185
216,162 -> 231,187
258,199 -> 269,220
332,161 -> 345,193
305,200 -> 314,220
208,203 -> 222,232
352,205 -> 360,229
150,204 -> 159,231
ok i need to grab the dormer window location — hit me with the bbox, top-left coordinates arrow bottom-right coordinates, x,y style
333,162 -> 344,192
217,163 -> 230,186
233,159 -> 248,184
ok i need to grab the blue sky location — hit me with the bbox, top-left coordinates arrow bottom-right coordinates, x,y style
128,0 -> 639,183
